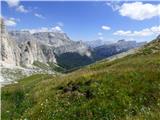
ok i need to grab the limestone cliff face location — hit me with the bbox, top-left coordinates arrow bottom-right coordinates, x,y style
40,44 -> 57,63
33,32 -> 71,47
1,19 -> 57,68
9,31 -> 58,65
0,19 -> 21,66
19,40 -> 47,67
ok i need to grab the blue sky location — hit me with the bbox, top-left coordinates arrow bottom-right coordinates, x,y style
1,1 -> 160,42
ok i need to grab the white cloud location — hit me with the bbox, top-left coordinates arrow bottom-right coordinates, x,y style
4,18 -> 17,26
5,0 -> 20,7
107,2 -> 160,21
101,25 -> 111,30
150,26 -> 160,33
21,26 -> 63,34
34,13 -> 45,19
22,27 -> 49,34
6,0 -> 29,13
98,32 -> 103,36
113,26 -> 160,37
51,26 -> 62,32
16,5 -> 28,13
114,30 -> 132,36
119,2 -> 160,20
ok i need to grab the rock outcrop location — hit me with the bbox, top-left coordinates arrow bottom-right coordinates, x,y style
0,19 -> 21,66
33,32 -> 71,47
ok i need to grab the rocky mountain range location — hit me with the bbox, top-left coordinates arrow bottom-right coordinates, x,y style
1,19 -> 92,67
0,19 -> 92,83
0,18 -> 146,84
92,39 -> 146,60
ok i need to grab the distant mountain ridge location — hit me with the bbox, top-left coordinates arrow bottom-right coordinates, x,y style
85,39 -> 114,48
92,39 -> 146,60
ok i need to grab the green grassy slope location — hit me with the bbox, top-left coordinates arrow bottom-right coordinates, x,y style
33,61 -> 66,72
2,38 -> 160,120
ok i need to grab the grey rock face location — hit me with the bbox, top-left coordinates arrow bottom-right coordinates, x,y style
32,32 -> 92,57
9,31 -> 34,43
9,31 -> 57,65
33,32 -> 71,47
0,19 -> 21,66
19,40 -> 47,67
40,44 -> 57,63
0,20 -> 56,68
9,30 -> 91,58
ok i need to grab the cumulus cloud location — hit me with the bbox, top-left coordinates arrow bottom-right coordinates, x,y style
21,26 -> 63,34
4,18 -> 17,26
119,2 -> 160,20
9,17 -> 20,22
114,30 -> 132,36
113,26 -> 160,37
107,2 -> 160,20
34,13 -> 45,19
6,0 -> 29,13
22,27 -> 49,34
51,26 -> 62,32
101,25 -> 111,30
16,5 -> 28,13
5,0 -> 20,7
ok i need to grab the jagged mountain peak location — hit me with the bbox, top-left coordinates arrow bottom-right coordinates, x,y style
32,31 -> 72,47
